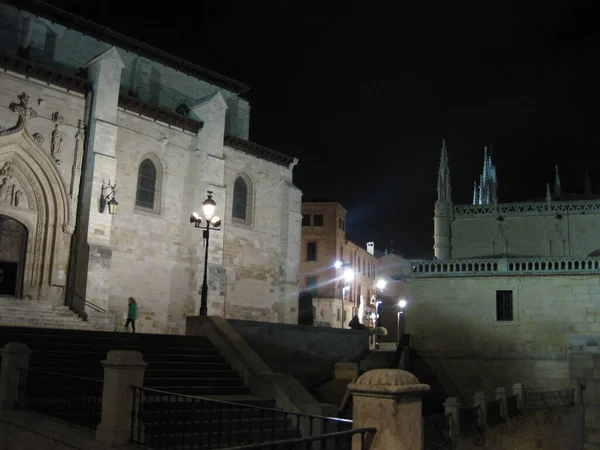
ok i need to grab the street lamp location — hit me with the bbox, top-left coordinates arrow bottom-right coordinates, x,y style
374,279 -> 387,349
340,268 -> 354,328
397,299 -> 407,346
190,191 -> 222,316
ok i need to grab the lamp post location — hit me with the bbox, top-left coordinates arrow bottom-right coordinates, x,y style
375,278 -> 387,349
397,299 -> 407,346
335,260 -> 354,327
190,191 -> 222,316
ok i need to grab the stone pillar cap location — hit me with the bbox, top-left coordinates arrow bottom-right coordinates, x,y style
102,350 -> 147,368
1,343 -> 32,354
349,369 -> 430,396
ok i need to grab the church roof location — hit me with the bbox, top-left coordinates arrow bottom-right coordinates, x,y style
6,0 -> 250,95
224,135 -> 296,167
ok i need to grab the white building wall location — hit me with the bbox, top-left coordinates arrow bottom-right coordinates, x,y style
405,271 -> 600,397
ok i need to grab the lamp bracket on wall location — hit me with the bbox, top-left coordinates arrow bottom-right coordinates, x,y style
99,179 -> 119,215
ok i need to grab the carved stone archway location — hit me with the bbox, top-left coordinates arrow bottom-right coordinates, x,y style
0,93 -> 71,301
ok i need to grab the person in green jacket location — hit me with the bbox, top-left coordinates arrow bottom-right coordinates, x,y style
125,297 -> 137,333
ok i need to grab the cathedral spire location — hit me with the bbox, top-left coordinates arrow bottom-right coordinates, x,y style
546,183 -> 552,210
472,180 -> 478,205
585,170 -> 592,195
437,138 -> 451,202
553,165 -> 562,198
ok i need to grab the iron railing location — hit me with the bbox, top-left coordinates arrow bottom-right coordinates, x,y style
218,428 -> 376,449
130,386 -> 354,449
506,394 -> 524,424
486,398 -> 507,433
16,368 -> 103,429
410,337 -> 466,405
459,405 -> 485,446
524,389 -> 574,410
423,413 -> 452,449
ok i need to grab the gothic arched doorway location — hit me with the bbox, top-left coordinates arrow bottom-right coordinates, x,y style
0,215 -> 27,297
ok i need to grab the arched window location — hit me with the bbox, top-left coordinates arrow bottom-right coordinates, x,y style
232,177 -> 248,221
136,159 -> 157,209
232,174 -> 253,224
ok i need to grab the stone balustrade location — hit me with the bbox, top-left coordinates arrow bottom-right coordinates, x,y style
410,257 -> 600,277
454,199 -> 600,217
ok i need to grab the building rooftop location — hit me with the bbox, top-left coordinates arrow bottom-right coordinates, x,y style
6,0 -> 250,94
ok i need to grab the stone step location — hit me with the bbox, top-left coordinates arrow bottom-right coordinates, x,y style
0,319 -> 89,330
0,309 -> 81,317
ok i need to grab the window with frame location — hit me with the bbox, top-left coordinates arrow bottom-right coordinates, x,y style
338,218 -> 345,231
306,276 -> 318,294
306,242 -> 317,261
232,176 -> 249,222
302,214 -> 311,226
136,159 -> 157,209
496,290 -> 514,321
313,214 -> 324,226
336,308 -> 341,321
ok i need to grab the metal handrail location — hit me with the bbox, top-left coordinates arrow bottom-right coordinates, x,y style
220,427 -> 377,449
130,385 -> 354,448
22,367 -> 102,383
411,336 -> 466,406
132,386 -> 353,423
72,291 -> 107,313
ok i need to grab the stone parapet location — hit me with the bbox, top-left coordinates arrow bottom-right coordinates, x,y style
410,256 -> 600,277
454,199 -> 600,218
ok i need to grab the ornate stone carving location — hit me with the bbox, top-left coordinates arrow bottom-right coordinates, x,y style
62,222 -> 75,235
33,133 -> 45,145
66,119 -> 85,234
10,92 -> 38,121
14,190 -> 23,208
0,161 -> 15,205
70,120 -> 85,199
51,112 -> 64,163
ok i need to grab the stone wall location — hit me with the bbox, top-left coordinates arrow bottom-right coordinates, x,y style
451,206 -> 600,259
568,334 -> 600,449
405,274 -> 600,397
0,17 -> 302,333
227,319 -> 370,387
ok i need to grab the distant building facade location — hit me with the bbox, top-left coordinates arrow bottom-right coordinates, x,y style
405,139 -> 600,397
299,202 -> 379,327
0,1 -> 302,333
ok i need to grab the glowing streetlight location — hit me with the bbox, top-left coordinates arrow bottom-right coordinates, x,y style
397,298 -> 408,345
334,260 -> 343,269
190,191 -> 222,316
343,268 -> 354,282
376,279 -> 387,290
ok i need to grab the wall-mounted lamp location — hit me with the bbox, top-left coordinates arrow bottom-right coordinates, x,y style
100,180 -> 119,215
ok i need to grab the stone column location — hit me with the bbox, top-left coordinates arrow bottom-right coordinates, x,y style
348,369 -> 430,450
495,386 -> 507,420
473,391 -> 487,430
443,397 -> 461,438
74,47 -> 124,315
512,383 -> 525,410
0,343 -> 32,410
96,350 -> 147,446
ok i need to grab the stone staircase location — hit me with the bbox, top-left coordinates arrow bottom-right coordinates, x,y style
0,326 -> 297,447
0,297 -> 89,329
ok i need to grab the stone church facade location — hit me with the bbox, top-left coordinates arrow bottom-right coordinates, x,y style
405,140 -> 600,398
0,1 -> 302,333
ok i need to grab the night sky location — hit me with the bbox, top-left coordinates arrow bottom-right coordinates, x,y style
50,0 -> 598,258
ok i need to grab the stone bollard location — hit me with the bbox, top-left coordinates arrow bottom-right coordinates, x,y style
512,383 -> 525,410
96,350 -> 147,446
348,369 -> 429,450
444,397 -> 461,437
0,343 -> 32,410
473,391 -> 487,430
